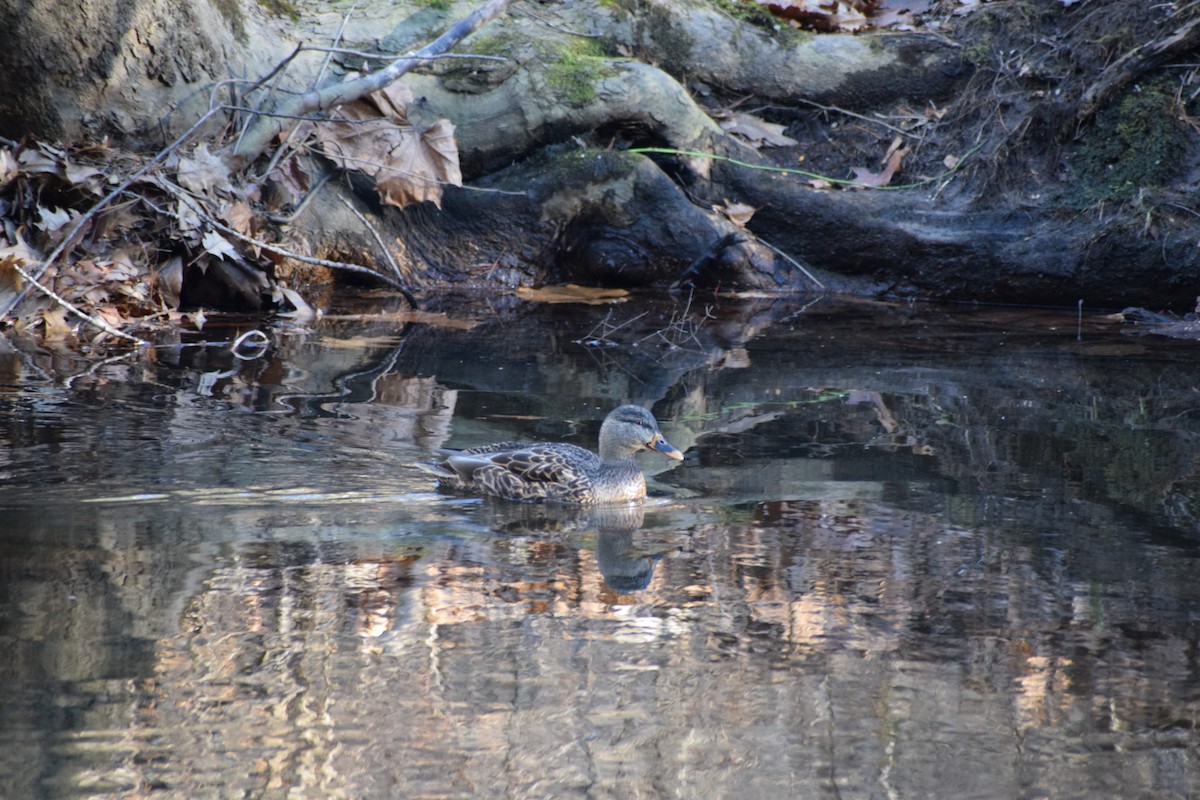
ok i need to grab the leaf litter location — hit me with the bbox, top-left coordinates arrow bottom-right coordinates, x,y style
0,70 -> 462,344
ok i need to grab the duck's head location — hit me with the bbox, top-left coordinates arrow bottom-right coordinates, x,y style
599,405 -> 685,462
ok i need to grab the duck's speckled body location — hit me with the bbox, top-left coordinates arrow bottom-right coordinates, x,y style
427,405 -> 684,504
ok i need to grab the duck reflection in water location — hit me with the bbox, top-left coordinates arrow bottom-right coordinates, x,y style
424,405 -> 684,504
482,503 -> 663,593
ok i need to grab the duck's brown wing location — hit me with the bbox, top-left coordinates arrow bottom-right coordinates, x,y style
492,444 -> 597,484
452,443 -> 598,502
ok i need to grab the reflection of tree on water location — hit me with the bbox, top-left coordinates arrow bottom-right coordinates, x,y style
479,501 -> 667,594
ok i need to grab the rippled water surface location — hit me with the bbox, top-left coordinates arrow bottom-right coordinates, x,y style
2,296 -> 1199,799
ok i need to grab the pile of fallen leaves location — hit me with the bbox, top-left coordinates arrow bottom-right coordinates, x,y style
0,77 -> 462,344
747,0 -> 1011,33
0,140 -> 186,341
749,0 -> 936,33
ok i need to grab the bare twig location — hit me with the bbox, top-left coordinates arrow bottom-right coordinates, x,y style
0,107 -> 226,318
575,310 -> 649,346
301,46 -> 509,63
12,263 -> 148,345
756,237 -> 826,289
63,349 -> 142,387
790,98 -> 927,141
264,171 -> 333,224
514,5 -> 601,37
230,0 -> 514,167
150,182 -> 419,304
339,195 -> 404,284
1075,14 -> 1200,132
257,6 -> 355,181
233,43 -> 308,151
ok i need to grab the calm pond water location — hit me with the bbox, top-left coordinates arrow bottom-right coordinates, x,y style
2,294 -> 1199,799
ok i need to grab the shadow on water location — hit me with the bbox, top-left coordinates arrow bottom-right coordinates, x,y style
1,294 -> 1199,798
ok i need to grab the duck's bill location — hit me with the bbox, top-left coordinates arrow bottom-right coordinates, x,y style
648,433 -> 685,461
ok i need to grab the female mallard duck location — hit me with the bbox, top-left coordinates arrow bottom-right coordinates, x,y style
427,405 -> 684,504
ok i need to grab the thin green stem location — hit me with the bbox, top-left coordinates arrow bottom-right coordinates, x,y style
628,141 -> 986,190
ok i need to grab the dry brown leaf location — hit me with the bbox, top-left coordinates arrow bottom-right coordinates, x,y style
850,145 -> 909,189
93,306 -> 128,330
40,306 -> 73,338
92,201 -> 144,240
267,157 -> 312,209
0,234 -> 39,267
0,149 -> 18,186
0,253 -> 27,311
154,256 -> 184,309
35,206 -> 72,233
174,195 -> 202,232
105,246 -> 143,281
177,143 -> 235,196
64,161 -> 105,193
717,199 -> 758,227
316,81 -> 462,209
220,201 -> 255,236
17,147 -> 60,175
883,135 -> 905,161
516,284 -> 629,305
717,112 -> 799,148
378,119 -> 462,209
201,230 -> 239,260
320,335 -> 405,349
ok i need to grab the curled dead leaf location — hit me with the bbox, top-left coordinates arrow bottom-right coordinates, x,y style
850,145 -> 909,189
277,286 -> 316,322
316,80 -> 462,209
154,256 -> 184,309
717,199 -> 758,227
717,111 -> 799,148
17,147 -> 60,175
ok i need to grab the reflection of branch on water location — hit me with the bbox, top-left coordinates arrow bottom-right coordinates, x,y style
272,327 -> 413,415
577,293 -> 713,362
633,289 -> 712,359
575,309 -> 648,348
579,343 -> 645,386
